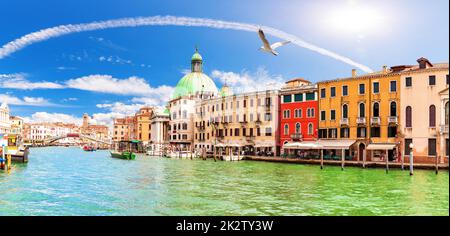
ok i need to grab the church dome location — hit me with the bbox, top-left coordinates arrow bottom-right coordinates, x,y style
219,85 -> 233,97
171,48 -> 218,99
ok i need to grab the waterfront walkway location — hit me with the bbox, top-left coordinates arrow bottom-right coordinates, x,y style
244,156 -> 449,170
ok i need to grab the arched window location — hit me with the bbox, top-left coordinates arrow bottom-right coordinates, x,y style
390,102 -> 397,117
373,102 -> 380,117
446,102 -> 449,125
406,106 -> 412,128
295,123 -> 301,134
429,105 -> 436,127
342,104 -> 348,119
359,103 -> 365,118
308,123 -> 313,135
284,124 -> 289,135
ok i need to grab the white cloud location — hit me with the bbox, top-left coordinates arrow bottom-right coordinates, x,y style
0,94 -> 55,106
23,112 -> 82,125
0,73 -> 63,90
66,75 -> 153,96
211,67 -> 285,94
56,66 -> 76,71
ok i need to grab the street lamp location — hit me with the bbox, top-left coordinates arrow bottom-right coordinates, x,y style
409,143 -> 414,176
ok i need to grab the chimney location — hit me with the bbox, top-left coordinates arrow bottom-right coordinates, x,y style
382,65 -> 388,73
352,69 -> 357,77
417,57 -> 432,69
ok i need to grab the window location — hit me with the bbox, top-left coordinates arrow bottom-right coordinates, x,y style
373,82 -> 379,94
320,111 -> 326,121
428,139 -> 437,156
445,102 -> 449,125
447,75 -> 449,85
404,139 -> 412,155
342,85 -> 348,96
234,128 -> 240,136
257,127 -> 261,136
429,105 -> 436,127
406,106 -> 412,127
308,123 -> 313,135
371,127 -> 381,137
340,128 -> 349,138
318,129 -> 328,138
390,81 -> 397,92
390,102 -> 397,117
357,127 -> 366,138
310,108 -> 315,117
283,95 -> 292,103
359,103 -> 365,117
294,109 -> 302,118
284,124 -> 289,135
320,88 -> 326,98
342,104 -> 348,119
283,110 -> 290,119
373,102 -> 380,117
330,110 -> 336,120
265,127 -> 272,136
265,113 -> 272,121
328,128 -> 337,138
295,123 -> 301,134
388,126 -> 397,138
294,94 -> 303,102
307,108 -> 310,118
306,93 -> 315,101
429,75 -> 436,85
183,110 -> 187,119
359,84 -> 365,94
405,77 -> 412,87
330,87 -> 336,97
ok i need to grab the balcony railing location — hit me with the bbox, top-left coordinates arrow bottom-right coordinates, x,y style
440,125 -> 449,133
371,117 -> 381,125
246,136 -> 255,142
291,133 -> 303,140
388,116 -> 398,124
340,118 -> 349,126
357,117 -> 366,125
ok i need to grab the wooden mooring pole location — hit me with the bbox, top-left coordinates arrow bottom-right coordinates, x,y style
320,149 -> 324,169
341,149 -> 345,171
385,149 -> 389,174
435,155 -> 439,174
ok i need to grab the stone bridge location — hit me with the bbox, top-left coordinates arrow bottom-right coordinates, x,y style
44,133 -> 111,145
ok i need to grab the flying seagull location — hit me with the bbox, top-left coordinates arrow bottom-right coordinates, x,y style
258,29 -> 290,56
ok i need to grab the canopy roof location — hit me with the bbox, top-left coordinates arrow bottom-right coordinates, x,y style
366,143 -> 396,150
284,140 -> 356,150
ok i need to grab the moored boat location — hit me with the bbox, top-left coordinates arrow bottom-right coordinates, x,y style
110,151 -> 136,160
83,145 -> 95,152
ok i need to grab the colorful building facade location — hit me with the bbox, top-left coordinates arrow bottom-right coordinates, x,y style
318,67 -> 401,161
279,78 -> 318,152
399,58 -> 449,163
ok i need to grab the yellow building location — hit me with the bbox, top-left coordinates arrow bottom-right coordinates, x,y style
135,107 -> 153,144
318,67 -> 401,162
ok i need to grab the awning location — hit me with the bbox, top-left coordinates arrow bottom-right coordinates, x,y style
316,140 -> 356,150
284,142 -> 321,150
366,143 -> 396,150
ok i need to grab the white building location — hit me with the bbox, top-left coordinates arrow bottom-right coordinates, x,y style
0,103 -> 11,134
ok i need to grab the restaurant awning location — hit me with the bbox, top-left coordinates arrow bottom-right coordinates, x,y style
366,143 -> 396,150
284,141 -> 321,150
316,140 -> 356,150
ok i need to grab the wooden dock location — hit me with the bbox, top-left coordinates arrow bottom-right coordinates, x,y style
244,156 -> 449,170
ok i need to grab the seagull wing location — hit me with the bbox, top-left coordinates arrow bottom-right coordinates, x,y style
270,41 -> 291,49
258,29 -> 271,49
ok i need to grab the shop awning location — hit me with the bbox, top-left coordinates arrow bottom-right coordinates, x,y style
284,142 -> 321,149
366,143 -> 396,150
316,140 -> 356,150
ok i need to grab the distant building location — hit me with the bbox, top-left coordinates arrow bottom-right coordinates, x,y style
0,103 -> 11,134
80,113 -> 109,140
113,116 -> 135,142
10,116 -> 24,135
279,78 -> 318,152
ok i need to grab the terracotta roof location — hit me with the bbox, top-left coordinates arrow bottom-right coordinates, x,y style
286,78 -> 311,84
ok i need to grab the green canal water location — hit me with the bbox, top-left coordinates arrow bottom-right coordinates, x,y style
0,147 -> 448,216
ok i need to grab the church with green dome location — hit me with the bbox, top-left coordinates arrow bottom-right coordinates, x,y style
171,48 -> 219,100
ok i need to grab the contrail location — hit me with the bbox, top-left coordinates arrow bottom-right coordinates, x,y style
0,15 -> 373,72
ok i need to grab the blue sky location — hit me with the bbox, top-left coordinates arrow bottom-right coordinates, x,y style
0,0 -> 448,125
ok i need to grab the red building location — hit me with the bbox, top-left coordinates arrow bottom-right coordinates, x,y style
279,78 -> 318,152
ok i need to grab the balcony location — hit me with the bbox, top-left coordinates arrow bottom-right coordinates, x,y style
255,119 -> 262,125
388,116 -> 398,124
440,125 -> 449,133
340,118 -> 349,126
240,120 -> 248,126
196,126 -> 205,131
291,133 -> 303,140
371,117 -> 381,126
356,117 -> 366,125
246,136 -> 255,142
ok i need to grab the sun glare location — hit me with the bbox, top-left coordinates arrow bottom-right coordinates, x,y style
327,5 -> 385,35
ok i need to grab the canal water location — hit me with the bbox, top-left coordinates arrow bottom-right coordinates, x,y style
0,147 -> 448,216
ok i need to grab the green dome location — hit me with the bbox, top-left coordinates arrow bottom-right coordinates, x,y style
219,85 -> 233,97
191,51 -> 203,61
172,72 -> 218,99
